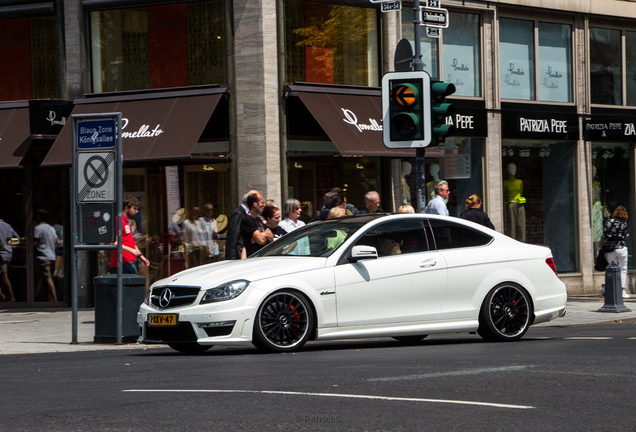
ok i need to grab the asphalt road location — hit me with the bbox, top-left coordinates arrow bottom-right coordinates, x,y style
2,323 -> 636,432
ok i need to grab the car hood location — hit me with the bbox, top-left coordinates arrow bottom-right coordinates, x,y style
155,257 -> 328,289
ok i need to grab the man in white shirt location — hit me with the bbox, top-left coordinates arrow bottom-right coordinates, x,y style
199,203 -> 219,263
34,209 -> 61,302
424,183 -> 450,216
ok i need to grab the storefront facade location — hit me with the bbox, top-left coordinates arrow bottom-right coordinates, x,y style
4,0 -> 636,307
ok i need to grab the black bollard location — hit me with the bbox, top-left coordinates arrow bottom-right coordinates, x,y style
598,261 -> 631,313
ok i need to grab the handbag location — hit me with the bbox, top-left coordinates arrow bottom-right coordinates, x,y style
595,252 -> 608,272
601,240 -> 619,253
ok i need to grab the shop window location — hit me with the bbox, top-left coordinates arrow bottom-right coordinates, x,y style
590,28 -> 622,106
442,12 -> 481,98
626,32 -> 636,106
400,138 -> 484,218
501,141 -> 577,273
0,16 -> 59,102
538,22 -> 572,103
284,0 -> 379,86
90,1 -> 227,93
592,143 -> 634,270
500,18 -> 573,103
499,18 -> 535,100
400,8 -> 439,80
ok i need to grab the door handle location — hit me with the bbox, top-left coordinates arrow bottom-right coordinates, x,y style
420,259 -> 437,268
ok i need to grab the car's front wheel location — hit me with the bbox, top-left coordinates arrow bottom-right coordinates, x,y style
168,342 -> 213,354
253,291 -> 313,353
477,283 -> 532,342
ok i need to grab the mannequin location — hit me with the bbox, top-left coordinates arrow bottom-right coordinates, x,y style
503,163 -> 526,242
401,161 -> 412,205
592,166 -> 603,245
426,163 -> 448,201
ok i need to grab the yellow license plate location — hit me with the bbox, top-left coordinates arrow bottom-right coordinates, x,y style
148,314 -> 178,326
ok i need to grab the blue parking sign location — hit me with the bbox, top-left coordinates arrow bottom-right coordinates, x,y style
77,119 -> 117,150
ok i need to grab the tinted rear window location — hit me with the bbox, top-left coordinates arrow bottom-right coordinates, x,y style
428,219 -> 493,250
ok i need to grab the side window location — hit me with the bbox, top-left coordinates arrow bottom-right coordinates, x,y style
355,220 -> 430,257
427,219 -> 493,250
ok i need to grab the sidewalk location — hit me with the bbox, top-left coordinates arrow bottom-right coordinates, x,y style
1,297 -> 635,356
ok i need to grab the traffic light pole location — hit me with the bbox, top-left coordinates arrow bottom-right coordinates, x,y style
413,0 -> 427,212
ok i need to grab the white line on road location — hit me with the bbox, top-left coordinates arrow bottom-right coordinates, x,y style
367,365 -> 536,382
563,337 -> 613,340
122,389 -> 535,410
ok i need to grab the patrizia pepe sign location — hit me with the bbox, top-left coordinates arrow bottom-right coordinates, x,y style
584,119 -> 636,141
341,108 -> 382,132
121,118 -> 164,139
501,104 -> 578,140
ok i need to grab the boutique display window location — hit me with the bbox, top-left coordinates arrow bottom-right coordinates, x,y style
442,12 -> 481,98
592,143 -> 634,270
90,0 -> 227,93
501,141 -> 577,273
284,0 -> 379,86
499,18 -> 573,103
96,163 -> 231,289
400,138 -> 485,217
287,156 -> 383,219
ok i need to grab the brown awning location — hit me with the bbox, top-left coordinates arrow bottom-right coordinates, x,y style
42,93 -> 223,166
0,107 -> 30,168
294,91 -> 415,157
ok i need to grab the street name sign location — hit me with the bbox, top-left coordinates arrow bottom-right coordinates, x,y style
76,119 -> 116,150
420,7 -> 449,28
381,1 -> 401,12
427,27 -> 441,38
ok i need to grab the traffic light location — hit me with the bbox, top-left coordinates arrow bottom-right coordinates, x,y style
382,71 -> 431,148
430,80 -> 456,145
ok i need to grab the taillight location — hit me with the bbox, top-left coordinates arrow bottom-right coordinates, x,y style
546,257 -> 557,275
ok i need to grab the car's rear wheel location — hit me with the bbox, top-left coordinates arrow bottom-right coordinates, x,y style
478,283 -> 532,342
253,291 -> 313,353
391,335 -> 428,343
168,342 -> 213,354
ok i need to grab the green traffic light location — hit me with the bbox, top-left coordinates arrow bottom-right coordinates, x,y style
431,82 -> 456,98
430,80 -> 457,145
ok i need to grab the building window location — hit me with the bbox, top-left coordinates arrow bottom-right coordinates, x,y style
501,141 -> 577,273
90,1 -> 227,93
590,27 -> 622,105
284,0 -> 379,86
500,18 -> 573,103
592,143 -> 634,270
401,8 -> 439,80
443,12 -> 481,97
0,16 -> 59,101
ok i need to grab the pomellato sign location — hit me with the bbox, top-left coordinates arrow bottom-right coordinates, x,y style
341,108 -> 382,133
121,117 -> 164,139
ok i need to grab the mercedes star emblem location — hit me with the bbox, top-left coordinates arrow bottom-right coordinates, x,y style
159,288 -> 173,308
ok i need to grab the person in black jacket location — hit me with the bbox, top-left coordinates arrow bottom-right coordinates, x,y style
460,194 -> 495,230
225,190 -> 258,260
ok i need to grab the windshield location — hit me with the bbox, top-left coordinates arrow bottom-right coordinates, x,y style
253,218 -> 370,258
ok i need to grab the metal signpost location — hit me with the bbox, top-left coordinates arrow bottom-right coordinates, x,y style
71,113 -> 123,344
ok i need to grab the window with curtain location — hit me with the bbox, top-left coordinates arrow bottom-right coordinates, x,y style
538,22 -> 572,103
499,18 -> 535,100
284,0 -> 379,86
443,12 -> 481,97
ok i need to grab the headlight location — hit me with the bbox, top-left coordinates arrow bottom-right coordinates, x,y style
201,280 -> 250,304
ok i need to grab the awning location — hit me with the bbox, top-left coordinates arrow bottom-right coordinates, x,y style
291,85 -> 415,157
0,107 -> 30,168
42,93 -> 223,166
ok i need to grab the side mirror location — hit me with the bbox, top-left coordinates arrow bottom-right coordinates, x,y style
348,245 -> 378,263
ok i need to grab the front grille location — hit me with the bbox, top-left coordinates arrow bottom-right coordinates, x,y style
144,322 -> 198,342
150,286 -> 200,309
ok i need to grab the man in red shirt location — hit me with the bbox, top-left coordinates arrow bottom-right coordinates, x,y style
110,196 -> 149,274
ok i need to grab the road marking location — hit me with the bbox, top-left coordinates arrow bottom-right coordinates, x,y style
564,337 -> 613,340
367,365 -> 536,382
629,337 -> 636,340
122,389 -> 535,410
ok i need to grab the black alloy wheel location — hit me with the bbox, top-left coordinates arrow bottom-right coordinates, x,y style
253,291 -> 313,353
478,284 -> 532,342
168,342 -> 213,354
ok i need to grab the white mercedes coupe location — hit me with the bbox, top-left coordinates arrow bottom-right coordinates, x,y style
137,214 -> 567,354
